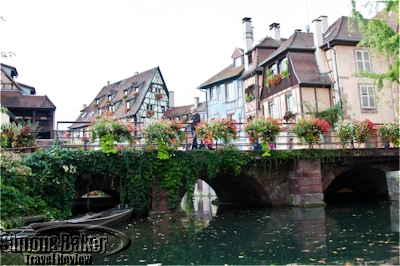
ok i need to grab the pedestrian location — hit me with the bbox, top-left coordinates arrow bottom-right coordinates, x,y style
188,107 -> 200,149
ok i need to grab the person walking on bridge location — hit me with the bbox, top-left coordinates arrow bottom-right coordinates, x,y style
188,107 -> 200,149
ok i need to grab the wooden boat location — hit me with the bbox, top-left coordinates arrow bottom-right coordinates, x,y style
29,207 -> 133,230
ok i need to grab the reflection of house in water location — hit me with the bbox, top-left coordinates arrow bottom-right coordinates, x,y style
193,180 -> 218,227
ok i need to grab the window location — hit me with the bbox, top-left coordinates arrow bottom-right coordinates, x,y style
269,63 -> 277,75
108,105 -> 114,111
210,86 -> 217,100
89,111 -> 94,117
96,99 -> 100,104
98,108 -> 102,116
227,114 -> 234,121
126,101 -> 130,109
279,58 -> 288,73
225,82 -> 234,101
124,90 -> 128,95
248,54 -> 252,65
286,94 -> 293,112
161,106 -> 165,113
107,95 -> 112,101
360,85 -> 376,108
269,100 -> 276,118
355,50 -> 371,72
234,57 -> 242,67
81,112 -> 87,118
146,104 -> 154,110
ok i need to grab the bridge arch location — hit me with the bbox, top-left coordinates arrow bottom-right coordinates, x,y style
74,174 -> 121,203
324,167 -> 389,202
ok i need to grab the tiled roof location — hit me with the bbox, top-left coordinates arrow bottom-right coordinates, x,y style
289,52 -> 332,85
241,45 -> 279,78
322,16 -> 363,47
256,36 -> 282,48
259,31 -> 315,67
0,90 -> 56,109
198,64 -> 245,89
70,67 -> 159,129
162,102 -> 206,119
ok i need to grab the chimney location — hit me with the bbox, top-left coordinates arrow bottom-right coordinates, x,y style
107,81 -> 110,85
82,104 -> 87,110
134,72 -> 139,75
194,97 -> 199,110
269,23 -> 281,41
242,17 -> 253,70
169,91 -> 175,108
319,15 -> 328,33
312,17 -> 328,73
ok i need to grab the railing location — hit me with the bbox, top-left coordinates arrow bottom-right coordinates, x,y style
1,121 -> 393,153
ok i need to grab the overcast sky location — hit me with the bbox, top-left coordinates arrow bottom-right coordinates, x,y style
1,0 -> 371,128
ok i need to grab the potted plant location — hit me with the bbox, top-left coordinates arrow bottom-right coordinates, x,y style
378,122 -> 400,147
89,117 -> 136,154
283,111 -> 295,122
196,119 -> 237,146
244,117 -> 281,154
334,119 -> 375,148
246,93 -> 254,103
291,117 -> 331,148
65,132 -> 71,138
0,121 -> 40,152
141,119 -> 186,159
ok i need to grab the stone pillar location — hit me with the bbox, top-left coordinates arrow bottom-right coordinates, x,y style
288,159 -> 326,207
386,170 -> 399,201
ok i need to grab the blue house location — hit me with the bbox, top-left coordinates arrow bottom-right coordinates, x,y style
197,48 -> 246,148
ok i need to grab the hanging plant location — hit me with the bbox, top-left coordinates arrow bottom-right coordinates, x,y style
93,103 -> 99,108
132,91 -> 138,97
155,93 -> 163,100
291,117 -> 331,148
122,94 -> 127,99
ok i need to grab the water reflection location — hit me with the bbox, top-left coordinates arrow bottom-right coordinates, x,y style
91,199 -> 398,265
2,198 -> 398,265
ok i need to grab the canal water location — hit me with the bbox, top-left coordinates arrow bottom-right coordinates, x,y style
95,196 -> 399,265
2,197 -> 398,265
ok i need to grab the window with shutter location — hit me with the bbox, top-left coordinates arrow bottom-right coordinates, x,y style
360,85 -> 376,108
355,50 -> 371,72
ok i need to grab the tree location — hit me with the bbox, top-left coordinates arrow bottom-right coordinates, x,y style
350,0 -> 399,90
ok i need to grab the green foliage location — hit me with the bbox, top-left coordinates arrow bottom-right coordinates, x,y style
350,0 -> 399,90
302,101 -> 343,126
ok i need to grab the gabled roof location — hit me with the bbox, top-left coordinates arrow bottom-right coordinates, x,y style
70,67 -> 160,129
0,90 -> 56,109
231,47 -> 244,58
162,102 -> 206,120
259,31 -> 315,67
0,63 -> 18,78
289,52 -> 332,85
320,16 -> 363,50
198,64 -> 245,89
241,37 -> 283,79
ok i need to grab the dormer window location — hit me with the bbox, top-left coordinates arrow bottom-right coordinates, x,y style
279,58 -> 288,73
96,99 -> 100,104
107,95 -> 112,101
124,90 -> 128,96
248,54 -> 252,65
126,101 -> 130,109
108,105 -> 114,112
234,57 -> 242,68
81,112 -> 87,118
98,108 -> 102,116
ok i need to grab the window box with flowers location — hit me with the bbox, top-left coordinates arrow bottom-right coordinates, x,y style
146,110 -> 155,118
378,122 -> 400,147
334,119 -> 375,148
0,121 -> 40,152
196,119 -> 237,147
141,119 -> 186,159
245,117 -> 281,155
155,93 -> 163,100
89,117 -> 136,154
291,117 -> 331,148
265,62 -> 290,91
132,91 -> 138,98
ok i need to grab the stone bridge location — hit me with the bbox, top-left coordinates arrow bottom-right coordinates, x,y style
74,149 -> 399,212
